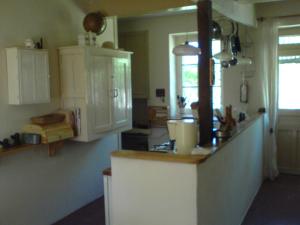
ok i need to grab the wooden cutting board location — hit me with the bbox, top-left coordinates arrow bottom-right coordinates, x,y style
22,123 -> 74,144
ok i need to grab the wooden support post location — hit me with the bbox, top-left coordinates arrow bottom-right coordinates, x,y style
197,0 -> 213,146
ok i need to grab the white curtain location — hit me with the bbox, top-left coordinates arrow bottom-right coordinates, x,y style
256,19 -> 279,180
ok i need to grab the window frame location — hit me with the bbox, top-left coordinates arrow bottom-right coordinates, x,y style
175,35 -> 223,113
278,32 -> 300,115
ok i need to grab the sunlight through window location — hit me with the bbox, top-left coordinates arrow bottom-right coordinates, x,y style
279,55 -> 300,109
180,40 -> 222,109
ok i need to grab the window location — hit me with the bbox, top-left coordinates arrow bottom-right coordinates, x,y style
180,53 -> 199,108
279,35 -> 300,45
178,40 -> 222,110
279,55 -> 300,109
278,35 -> 300,110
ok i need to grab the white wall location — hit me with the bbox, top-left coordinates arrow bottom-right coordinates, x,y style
119,13 -> 198,107
222,25 -> 258,115
111,157 -> 198,225
0,1 -> 118,225
118,13 -> 259,115
196,116 -> 263,225
0,137 -> 118,225
110,116 -> 264,225
96,16 -> 119,48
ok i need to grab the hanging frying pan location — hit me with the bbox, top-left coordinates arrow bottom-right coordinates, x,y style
231,22 -> 241,55
212,21 -> 222,39
218,19 -> 235,37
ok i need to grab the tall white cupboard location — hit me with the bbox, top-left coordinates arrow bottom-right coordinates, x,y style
58,46 -> 132,142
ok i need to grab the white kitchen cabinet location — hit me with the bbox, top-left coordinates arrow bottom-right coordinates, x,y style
113,58 -> 131,128
59,46 -> 132,142
6,48 -> 50,105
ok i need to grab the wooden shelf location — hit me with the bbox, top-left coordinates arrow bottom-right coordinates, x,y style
48,141 -> 64,156
112,150 -> 209,164
0,144 -> 41,158
0,141 -> 65,158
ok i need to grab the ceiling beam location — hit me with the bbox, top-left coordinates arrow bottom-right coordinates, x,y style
235,0 -> 284,4
72,0 -> 194,16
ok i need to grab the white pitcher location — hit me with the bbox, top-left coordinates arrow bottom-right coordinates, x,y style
167,120 -> 198,155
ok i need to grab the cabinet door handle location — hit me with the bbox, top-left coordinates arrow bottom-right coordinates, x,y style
115,88 -> 119,98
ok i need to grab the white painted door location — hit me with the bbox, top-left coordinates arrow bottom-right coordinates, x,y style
89,55 -> 113,133
277,31 -> 300,174
19,50 -> 36,104
277,116 -> 300,173
18,49 -> 50,104
34,52 -> 50,103
112,57 -> 130,128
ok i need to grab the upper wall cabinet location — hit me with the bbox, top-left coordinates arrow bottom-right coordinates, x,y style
6,48 -> 50,105
59,46 -> 132,142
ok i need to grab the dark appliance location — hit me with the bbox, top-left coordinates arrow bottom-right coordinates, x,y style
122,98 -> 150,151
121,132 -> 148,151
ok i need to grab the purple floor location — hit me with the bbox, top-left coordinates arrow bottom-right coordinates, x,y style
53,174 -> 300,225
242,174 -> 300,225
53,197 -> 105,225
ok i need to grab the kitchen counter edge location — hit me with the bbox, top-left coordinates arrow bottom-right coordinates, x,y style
111,113 -> 264,165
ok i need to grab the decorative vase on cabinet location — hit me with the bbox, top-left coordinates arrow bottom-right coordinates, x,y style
59,46 -> 132,142
6,47 -> 50,105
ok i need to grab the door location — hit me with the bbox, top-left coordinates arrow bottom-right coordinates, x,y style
119,31 -> 149,98
34,51 -> 50,103
89,54 -> 113,133
19,50 -> 35,104
277,30 -> 300,174
113,57 -> 131,128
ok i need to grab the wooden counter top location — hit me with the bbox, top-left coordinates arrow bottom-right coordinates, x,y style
112,114 -> 263,165
112,150 -> 209,164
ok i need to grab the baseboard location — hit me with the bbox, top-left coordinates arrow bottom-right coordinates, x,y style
279,168 -> 300,175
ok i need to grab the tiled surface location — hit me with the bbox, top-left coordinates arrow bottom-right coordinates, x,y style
242,174 -> 300,225
54,175 -> 300,225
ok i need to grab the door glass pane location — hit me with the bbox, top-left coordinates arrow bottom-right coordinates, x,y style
214,63 -> 222,86
182,87 -> 198,107
182,56 -> 198,65
180,40 -> 222,109
182,65 -> 198,87
279,35 -> 300,45
213,87 -> 221,109
279,56 -> 300,109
